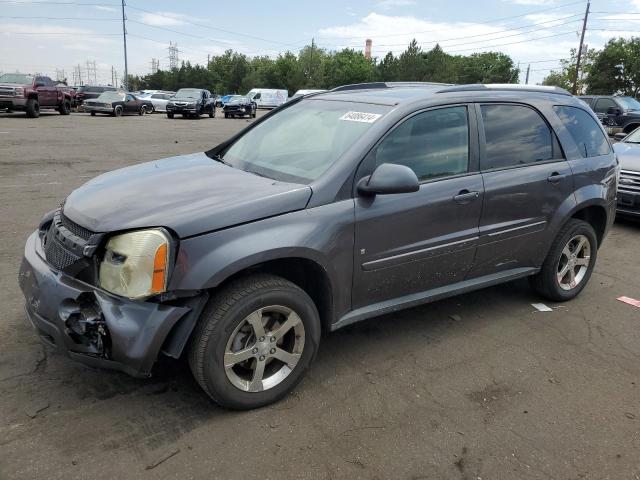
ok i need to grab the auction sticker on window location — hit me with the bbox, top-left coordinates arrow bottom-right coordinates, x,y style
339,111 -> 382,123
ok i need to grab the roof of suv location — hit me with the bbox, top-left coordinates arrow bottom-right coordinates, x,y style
314,82 -> 574,106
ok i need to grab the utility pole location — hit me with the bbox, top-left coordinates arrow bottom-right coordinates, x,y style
525,64 -> 530,85
309,38 -> 314,83
121,0 -> 129,90
572,1 -> 590,95
168,42 -> 179,70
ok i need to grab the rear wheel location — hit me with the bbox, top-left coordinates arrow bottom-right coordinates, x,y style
114,105 -> 123,117
59,99 -> 71,115
189,274 -> 320,410
90,111 -> 96,116
530,219 -> 597,301
26,98 -> 39,118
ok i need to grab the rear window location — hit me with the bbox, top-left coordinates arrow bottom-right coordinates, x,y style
553,106 -> 611,157
480,104 -> 562,170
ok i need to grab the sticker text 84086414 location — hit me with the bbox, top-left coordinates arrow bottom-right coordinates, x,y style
339,111 -> 382,123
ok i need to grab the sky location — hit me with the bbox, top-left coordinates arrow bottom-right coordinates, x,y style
0,0 -> 638,86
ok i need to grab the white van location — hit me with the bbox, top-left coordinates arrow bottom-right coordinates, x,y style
245,88 -> 288,109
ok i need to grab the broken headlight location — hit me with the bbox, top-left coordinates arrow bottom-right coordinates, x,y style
99,229 -> 171,300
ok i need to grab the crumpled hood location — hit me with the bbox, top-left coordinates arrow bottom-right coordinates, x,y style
614,142 -> 640,172
63,152 -> 312,238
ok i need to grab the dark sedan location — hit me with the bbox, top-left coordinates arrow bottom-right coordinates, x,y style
223,96 -> 257,118
613,127 -> 640,218
84,91 -> 154,117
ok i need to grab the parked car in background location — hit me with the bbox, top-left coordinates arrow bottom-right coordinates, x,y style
612,127 -> 640,218
166,88 -> 215,118
84,91 -> 154,117
223,96 -> 257,118
75,85 -> 118,107
147,92 -> 176,112
579,95 -> 640,136
0,73 -> 73,118
19,82 -> 617,410
290,89 -> 327,100
217,94 -> 235,108
245,88 -> 288,108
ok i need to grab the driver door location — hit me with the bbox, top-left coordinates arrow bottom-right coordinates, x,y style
124,94 -> 138,113
352,105 -> 483,309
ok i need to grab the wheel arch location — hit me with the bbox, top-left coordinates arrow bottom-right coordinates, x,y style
570,203 -> 608,248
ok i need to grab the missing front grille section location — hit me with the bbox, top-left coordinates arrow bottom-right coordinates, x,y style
60,211 -> 94,241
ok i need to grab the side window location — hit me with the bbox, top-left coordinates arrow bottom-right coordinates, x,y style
553,106 -> 611,157
374,106 -> 469,182
594,98 -> 617,114
151,94 -> 162,99
125,94 -> 134,102
480,104 -> 561,170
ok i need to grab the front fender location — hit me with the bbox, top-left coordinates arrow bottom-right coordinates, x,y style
169,200 -> 355,321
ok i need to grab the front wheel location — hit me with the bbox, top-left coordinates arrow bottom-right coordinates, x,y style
189,274 -> 320,410
114,105 -> 123,117
167,112 -> 174,119
209,107 -> 214,118
529,219 -> 597,301
26,98 -> 40,118
90,111 -> 96,116
139,105 -> 147,116
59,100 -> 71,115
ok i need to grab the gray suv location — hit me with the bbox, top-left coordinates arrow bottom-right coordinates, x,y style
19,83 -> 618,409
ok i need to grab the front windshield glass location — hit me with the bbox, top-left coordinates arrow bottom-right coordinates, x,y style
624,128 -> 640,143
617,96 -> 640,111
0,73 -> 33,85
174,88 -> 201,99
222,99 -> 391,183
228,96 -> 245,102
97,91 -> 125,102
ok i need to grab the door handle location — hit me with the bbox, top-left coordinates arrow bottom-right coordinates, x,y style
547,172 -> 567,183
453,190 -> 480,204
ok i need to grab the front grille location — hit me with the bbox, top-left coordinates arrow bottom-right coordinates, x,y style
619,170 -> 640,193
0,87 -> 15,96
43,210 -> 94,274
43,232 -> 82,270
60,211 -> 93,240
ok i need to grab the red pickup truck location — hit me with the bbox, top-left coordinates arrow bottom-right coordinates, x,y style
0,73 -> 73,118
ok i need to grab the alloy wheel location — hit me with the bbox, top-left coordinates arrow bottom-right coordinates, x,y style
224,305 -> 305,392
557,234 -> 591,291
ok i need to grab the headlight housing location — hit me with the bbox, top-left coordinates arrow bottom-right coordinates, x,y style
14,87 -> 25,97
99,229 -> 172,300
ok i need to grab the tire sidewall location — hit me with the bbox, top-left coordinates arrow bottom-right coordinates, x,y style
114,106 -> 122,117
201,286 -> 320,409
545,221 -> 598,300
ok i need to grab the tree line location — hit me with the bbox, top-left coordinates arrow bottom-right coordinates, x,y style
127,39 -> 520,95
542,37 -> 640,96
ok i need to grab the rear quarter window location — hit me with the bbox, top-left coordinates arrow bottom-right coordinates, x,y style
553,105 -> 611,157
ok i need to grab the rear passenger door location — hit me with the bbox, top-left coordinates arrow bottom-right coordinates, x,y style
468,103 -> 575,278
353,105 -> 484,309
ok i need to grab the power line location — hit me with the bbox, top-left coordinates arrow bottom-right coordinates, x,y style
0,15 -> 120,20
0,31 -> 120,35
315,0 -> 586,40
0,0 -> 119,4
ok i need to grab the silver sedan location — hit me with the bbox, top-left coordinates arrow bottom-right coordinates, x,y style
147,92 -> 175,113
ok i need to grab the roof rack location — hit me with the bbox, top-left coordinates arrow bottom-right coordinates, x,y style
331,81 -> 453,92
436,83 -> 572,96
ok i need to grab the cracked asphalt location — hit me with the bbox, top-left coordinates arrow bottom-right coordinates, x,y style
1,111 -> 639,480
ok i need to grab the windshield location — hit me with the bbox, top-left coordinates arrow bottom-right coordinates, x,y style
174,88 -> 201,99
96,91 -> 125,102
617,96 -> 640,111
0,73 -> 33,85
229,96 -> 246,103
624,127 -> 640,143
222,99 -> 391,183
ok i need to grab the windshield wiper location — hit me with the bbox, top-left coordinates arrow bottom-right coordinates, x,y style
210,153 -> 231,166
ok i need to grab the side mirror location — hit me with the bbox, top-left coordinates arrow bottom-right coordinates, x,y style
357,163 -> 420,196
614,132 -> 627,141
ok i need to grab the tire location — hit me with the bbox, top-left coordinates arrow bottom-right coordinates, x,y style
529,219 -> 598,302
188,274 -> 321,410
209,106 -> 214,118
139,105 -> 147,116
224,112 -> 229,118
26,98 -> 39,118
167,113 -> 174,119
252,109 -> 256,118
59,100 -> 71,115
114,106 -> 123,117
90,111 -> 96,116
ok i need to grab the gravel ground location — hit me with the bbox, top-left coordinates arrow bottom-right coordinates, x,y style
1,110 -> 639,480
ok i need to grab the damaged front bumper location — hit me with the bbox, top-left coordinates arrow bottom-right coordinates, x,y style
18,231 -> 201,377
